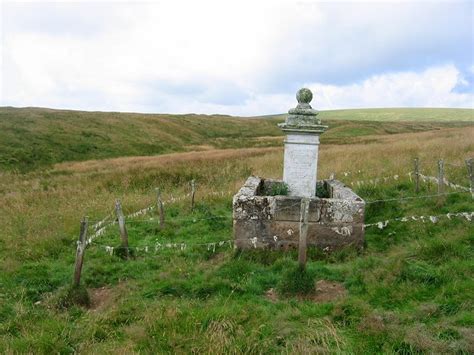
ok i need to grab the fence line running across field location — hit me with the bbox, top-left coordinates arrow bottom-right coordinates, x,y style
88,190 -> 235,244
90,210 -> 473,256
88,188 -> 471,234
69,156 -> 473,286
417,173 -> 470,192
342,171 -> 470,192
364,211 -> 473,229
87,172 -> 471,245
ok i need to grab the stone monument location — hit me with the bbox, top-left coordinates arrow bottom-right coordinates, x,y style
279,88 -> 327,197
232,88 -> 365,251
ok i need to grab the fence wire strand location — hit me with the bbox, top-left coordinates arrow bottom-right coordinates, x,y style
87,210 -> 473,256
83,163 -> 473,246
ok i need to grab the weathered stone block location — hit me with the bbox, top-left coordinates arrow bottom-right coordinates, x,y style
233,176 -> 365,251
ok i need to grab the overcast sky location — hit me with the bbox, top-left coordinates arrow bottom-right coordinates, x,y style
1,0 -> 473,115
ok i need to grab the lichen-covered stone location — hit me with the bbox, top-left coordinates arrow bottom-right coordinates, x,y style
279,88 -> 325,128
278,88 -> 328,197
296,88 -> 313,104
233,177 -> 365,251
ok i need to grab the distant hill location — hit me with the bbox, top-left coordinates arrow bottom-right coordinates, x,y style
0,107 -> 472,172
259,108 -> 473,122
320,108 -> 473,122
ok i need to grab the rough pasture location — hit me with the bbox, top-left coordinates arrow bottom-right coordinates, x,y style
0,111 -> 473,353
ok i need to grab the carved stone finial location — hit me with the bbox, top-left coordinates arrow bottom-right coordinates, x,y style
296,88 -> 312,104
278,88 -> 326,130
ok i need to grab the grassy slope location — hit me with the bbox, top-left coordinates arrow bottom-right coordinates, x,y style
264,107 -> 474,122
320,107 -> 474,122
1,106 -> 472,172
0,109 -> 473,352
0,107 -> 281,172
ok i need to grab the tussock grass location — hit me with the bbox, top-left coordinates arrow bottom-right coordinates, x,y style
54,285 -> 91,309
278,265 -> 316,296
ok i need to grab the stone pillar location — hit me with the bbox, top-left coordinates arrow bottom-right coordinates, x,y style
279,88 -> 327,197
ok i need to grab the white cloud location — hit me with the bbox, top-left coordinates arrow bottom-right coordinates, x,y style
1,1 -> 472,114
306,64 -> 474,111
116,64 -> 473,115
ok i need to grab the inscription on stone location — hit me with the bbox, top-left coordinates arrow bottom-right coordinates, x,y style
279,89 -> 327,197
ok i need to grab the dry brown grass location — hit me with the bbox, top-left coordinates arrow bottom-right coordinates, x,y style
284,318 -> 346,354
204,318 -> 241,353
54,147 -> 279,174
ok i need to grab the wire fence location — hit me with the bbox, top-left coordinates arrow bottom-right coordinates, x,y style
89,210 -> 473,256
364,211 -> 473,229
85,165 -> 472,246
81,161 -> 472,240
68,157 -> 473,287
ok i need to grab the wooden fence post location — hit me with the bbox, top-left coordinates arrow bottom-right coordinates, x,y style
155,187 -> 165,229
73,217 -> 88,287
414,158 -> 420,193
115,199 -> 129,259
438,159 -> 444,195
466,158 -> 474,199
298,198 -> 310,269
191,179 -> 196,212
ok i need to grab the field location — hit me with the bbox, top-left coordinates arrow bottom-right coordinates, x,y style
0,107 -> 473,353
250,108 -> 474,123
1,107 -> 472,172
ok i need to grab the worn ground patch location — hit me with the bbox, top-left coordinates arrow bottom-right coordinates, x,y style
265,288 -> 279,302
89,286 -> 114,311
311,280 -> 347,302
265,280 -> 347,303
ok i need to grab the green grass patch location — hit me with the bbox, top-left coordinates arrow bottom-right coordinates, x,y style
1,181 -> 472,352
278,265 -> 316,296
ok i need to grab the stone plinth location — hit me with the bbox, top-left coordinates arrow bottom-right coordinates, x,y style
233,176 -> 365,251
278,88 -> 327,197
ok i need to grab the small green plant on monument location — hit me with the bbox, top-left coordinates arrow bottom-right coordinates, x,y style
265,182 -> 289,196
316,181 -> 330,198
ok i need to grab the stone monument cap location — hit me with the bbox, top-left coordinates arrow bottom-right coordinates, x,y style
278,88 -> 327,132
296,88 -> 313,104
289,88 -> 318,115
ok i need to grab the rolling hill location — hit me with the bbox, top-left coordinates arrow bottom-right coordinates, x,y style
0,105 -> 473,352
0,107 -> 472,172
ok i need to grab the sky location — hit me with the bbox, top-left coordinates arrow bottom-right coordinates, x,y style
1,0 -> 473,116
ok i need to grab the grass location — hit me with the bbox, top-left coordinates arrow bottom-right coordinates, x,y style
278,265 -> 316,296
267,107 -> 474,122
0,107 -> 281,172
1,106 -> 472,171
0,177 -> 471,352
55,284 -> 91,309
263,181 -> 289,196
0,110 -> 473,352
320,108 -> 474,122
